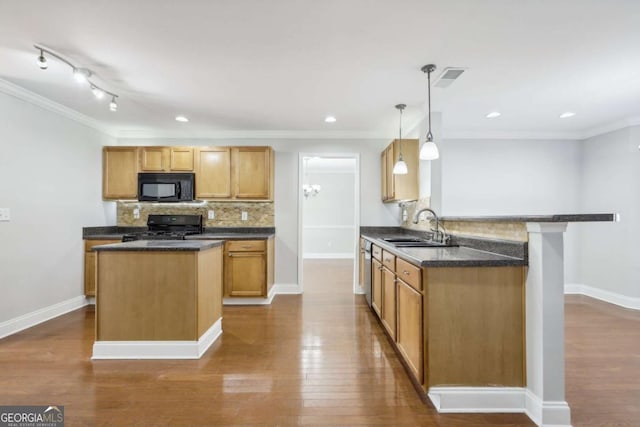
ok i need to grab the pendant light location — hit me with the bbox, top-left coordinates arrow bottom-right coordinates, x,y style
420,64 -> 439,160
392,103 -> 408,175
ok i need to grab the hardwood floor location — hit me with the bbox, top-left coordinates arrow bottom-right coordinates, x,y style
0,261 -> 635,426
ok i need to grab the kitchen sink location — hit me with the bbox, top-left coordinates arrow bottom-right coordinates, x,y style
381,237 -> 457,248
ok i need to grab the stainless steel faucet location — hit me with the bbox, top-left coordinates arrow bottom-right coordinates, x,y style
413,208 -> 447,243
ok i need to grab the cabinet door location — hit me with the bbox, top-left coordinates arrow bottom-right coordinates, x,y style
385,145 -> 395,200
381,267 -> 397,340
381,151 -> 388,201
397,279 -> 424,382
232,147 -> 272,199
84,252 -> 96,296
170,147 -> 194,171
195,147 -> 232,198
140,147 -> 168,171
103,147 -> 139,199
359,250 -> 365,287
225,251 -> 266,297
372,258 -> 383,317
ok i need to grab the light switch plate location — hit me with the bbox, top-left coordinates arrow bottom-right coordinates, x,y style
208,210 -> 215,220
241,211 -> 248,221
0,208 -> 10,221
133,208 -> 140,219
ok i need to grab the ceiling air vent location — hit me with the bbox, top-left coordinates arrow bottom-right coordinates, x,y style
434,67 -> 467,88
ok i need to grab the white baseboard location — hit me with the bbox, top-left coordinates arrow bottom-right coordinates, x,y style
428,387 -> 527,414
565,283 -> 640,310
273,283 -> 302,294
92,318 -> 222,360
303,253 -> 354,259
0,296 -> 89,340
428,387 -> 572,427
86,296 -> 95,305
223,285 -> 277,305
525,389 -> 572,427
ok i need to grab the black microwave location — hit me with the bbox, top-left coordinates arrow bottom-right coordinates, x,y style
138,173 -> 195,202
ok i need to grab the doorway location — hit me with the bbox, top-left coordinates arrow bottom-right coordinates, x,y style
298,153 -> 360,294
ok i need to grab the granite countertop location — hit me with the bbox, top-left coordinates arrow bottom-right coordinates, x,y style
361,232 -> 526,268
83,226 -> 275,240
440,213 -> 618,223
92,240 -> 224,252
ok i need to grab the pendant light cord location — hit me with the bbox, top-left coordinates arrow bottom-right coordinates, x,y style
398,106 -> 403,158
426,68 -> 433,142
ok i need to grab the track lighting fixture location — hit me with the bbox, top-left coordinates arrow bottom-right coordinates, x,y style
37,49 -> 48,69
392,103 -> 408,175
34,44 -> 119,112
420,64 -> 439,160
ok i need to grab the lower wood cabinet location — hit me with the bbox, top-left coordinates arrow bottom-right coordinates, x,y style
381,265 -> 397,340
84,239 -> 120,296
396,278 -> 424,383
371,258 -> 383,316
224,238 -> 274,297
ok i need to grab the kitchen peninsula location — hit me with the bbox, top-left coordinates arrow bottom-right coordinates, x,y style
91,239 -> 224,360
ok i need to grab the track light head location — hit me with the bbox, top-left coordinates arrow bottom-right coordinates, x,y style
73,68 -> 91,83
37,50 -> 48,70
91,85 -> 105,99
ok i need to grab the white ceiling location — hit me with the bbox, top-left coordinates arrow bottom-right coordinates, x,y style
1,0 -> 639,139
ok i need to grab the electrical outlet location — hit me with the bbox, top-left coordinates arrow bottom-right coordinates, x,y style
241,211 -> 248,221
133,208 -> 140,219
0,208 -> 10,221
208,210 -> 215,220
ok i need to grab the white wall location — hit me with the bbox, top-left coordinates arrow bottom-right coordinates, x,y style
303,167 -> 356,257
575,126 -> 639,298
437,138 -> 583,282
0,91 -> 115,324
117,138 -> 400,286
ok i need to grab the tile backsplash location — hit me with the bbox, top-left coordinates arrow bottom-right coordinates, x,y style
117,201 -> 274,227
399,197 -> 527,241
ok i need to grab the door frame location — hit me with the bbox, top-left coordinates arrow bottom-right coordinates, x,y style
297,153 -> 361,294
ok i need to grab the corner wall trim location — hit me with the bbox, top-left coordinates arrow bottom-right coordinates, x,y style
524,389 -> 572,427
91,318 -> 222,359
0,296 -> 89,340
565,283 -> 640,310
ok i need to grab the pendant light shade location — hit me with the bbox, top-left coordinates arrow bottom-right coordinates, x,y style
392,103 -> 408,175
420,64 -> 439,160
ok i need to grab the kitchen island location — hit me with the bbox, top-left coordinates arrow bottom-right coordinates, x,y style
91,239 -> 224,359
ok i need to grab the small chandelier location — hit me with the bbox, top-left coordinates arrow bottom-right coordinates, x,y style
303,184 -> 322,198
420,64 -> 439,160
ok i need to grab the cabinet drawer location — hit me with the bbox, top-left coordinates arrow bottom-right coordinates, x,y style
372,245 -> 382,261
226,240 -> 266,252
382,250 -> 396,271
85,239 -> 120,251
396,257 -> 421,291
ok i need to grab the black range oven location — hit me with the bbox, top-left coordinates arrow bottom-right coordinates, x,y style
122,214 -> 203,242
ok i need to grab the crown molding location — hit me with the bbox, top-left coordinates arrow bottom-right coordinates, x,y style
0,78 -> 117,137
115,129 -> 390,140
578,116 -> 640,140
442,129 -> 580,141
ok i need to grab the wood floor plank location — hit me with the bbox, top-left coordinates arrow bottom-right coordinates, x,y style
4,260 -> 636,426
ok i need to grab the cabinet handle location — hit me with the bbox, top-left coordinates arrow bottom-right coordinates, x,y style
378,266 -> 384,271
403,270 -> 410,275
241,245 -> 252,249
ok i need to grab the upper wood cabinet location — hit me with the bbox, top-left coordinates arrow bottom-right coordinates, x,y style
381,139 -> 419,203
232,147 -> 273,199
103,145 -> 273,201
170,147 -> 194,171
140,147 -> 194,172
195,147 -> 232,199
103,147 -> 139,199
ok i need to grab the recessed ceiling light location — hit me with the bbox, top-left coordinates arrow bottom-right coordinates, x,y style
559,112 -> 576,119
486,111 -> 501,119
324,116 -> 336,123
175,115 -> 189,122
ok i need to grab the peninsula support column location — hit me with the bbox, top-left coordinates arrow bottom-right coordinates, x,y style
525,222 -> 571,426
